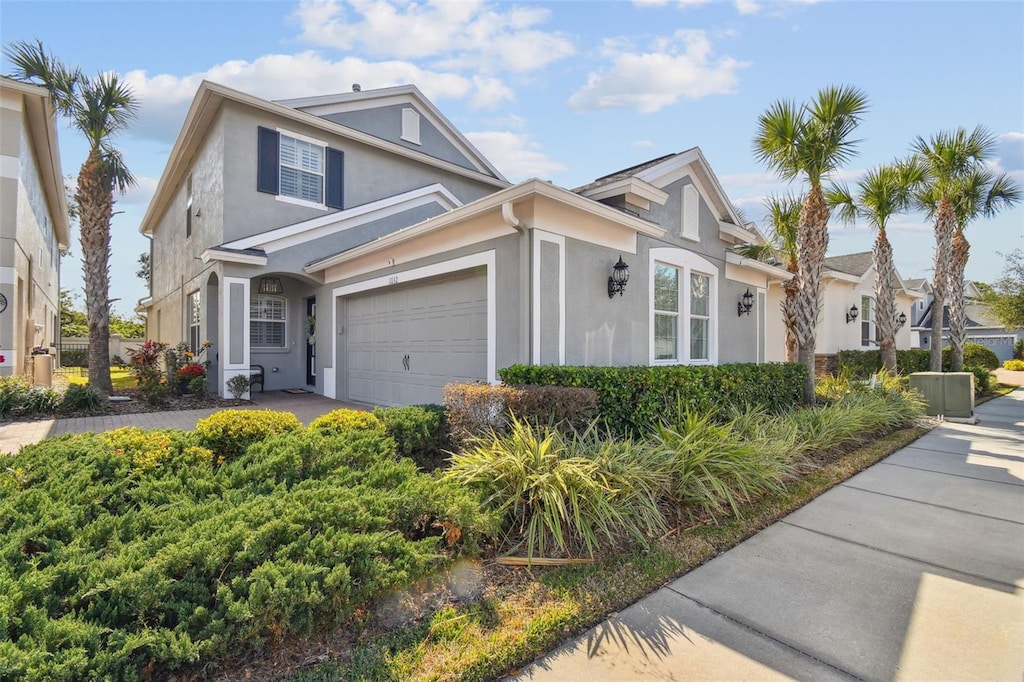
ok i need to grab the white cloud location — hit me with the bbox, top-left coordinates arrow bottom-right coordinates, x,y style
735,0 -> 761,14
633,139 -> 655,148
118,175 -> 159,206
995,131 -> 1023,173
293,0 -> 574,73
123,51 -> 494,143
465,131 -> 567,181
567,29 -> 748,113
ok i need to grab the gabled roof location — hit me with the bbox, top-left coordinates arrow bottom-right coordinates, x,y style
139,80 -> 509,235
573,153 -> 677,194
823,252 -> 874,277
0,77 -> 70,248
276,85 -> 506,182
903,278 -> 928,291
915,304 -> 982,330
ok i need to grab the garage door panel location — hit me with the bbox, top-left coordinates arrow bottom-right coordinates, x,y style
346,269 -> 487,406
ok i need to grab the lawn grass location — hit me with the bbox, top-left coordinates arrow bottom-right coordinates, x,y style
292,422 -> 932,682
65,366 -> 135,390
978,383 -> 1017,404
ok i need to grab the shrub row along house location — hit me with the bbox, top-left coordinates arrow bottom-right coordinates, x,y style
0,77 -> 69,378
139,81 -> 791,403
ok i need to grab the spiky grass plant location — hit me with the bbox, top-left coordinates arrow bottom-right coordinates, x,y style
446,417 -> 667,559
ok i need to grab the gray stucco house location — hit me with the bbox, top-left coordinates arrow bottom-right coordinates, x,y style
140,81 -> 786,404
907,278 -> 1022,362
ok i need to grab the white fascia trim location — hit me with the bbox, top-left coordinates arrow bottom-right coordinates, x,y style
581,177 -> 669,206
636,147 -> 745,227
725,252 -> 794,281
306,179 -> 664,273
280,86 -> 505,181
823,269 -> 862,284
332,250 -> 497,385
532,230 -> 566,365
719,221 -> 756,244
649,247 -> 719,367
225,184 -> 462,254
201,249 -> 268,266
222,277 -> 251,370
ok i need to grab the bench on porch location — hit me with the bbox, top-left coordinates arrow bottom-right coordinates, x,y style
249,364 -> 265,393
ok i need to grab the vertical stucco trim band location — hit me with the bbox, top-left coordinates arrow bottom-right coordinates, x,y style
501,201 -> 530,364
532,230 -> 565,365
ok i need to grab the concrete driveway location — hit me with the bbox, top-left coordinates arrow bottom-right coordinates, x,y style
516,389 -> 1024,681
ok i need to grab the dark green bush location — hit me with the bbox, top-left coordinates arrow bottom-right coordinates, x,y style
60,384 -> 103,413
0,375 -> 31,419
0,427 -> 495,679
195,409 -> 302,462
374,404 -> 451,471
60,347 -> 88,367
838,343 -> 999,378
497,363 -> 806,437
966,366 -> 993,396
960,343 -> 1000,370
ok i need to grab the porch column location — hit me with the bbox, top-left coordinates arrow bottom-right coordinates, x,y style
220,277 -> 251,398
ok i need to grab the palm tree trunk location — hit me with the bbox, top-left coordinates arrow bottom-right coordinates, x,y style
795,186 -> 830,403
948,229 -> 970,372
929,197 -> 954,372
782,266 -> 799,363
874,232 -> 897,373
78,149 -> 114,395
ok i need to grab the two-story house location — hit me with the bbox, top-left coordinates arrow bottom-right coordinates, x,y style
140,81 -> 786,404
907,278 -> 1022,362
0,77 -> 69,378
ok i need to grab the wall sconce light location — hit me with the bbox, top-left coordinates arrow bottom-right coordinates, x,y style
607,256 -> 630,298
258,277 -> 284,295
737,288 -> 754,317
896,311 -> 907,329
846,304 -> 859,323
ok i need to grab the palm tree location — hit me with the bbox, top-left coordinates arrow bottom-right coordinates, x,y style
942,170 -> 1020,371
826,159 -> 925,372
735,194 -> 802,361
5,40 -> 138,394
753,85 -> 870,402
911,127 -> 996,372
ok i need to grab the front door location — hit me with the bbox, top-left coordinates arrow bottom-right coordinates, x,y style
306,297 -> 316,386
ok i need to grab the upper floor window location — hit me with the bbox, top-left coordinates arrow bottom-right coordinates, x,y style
651,248 -> 718,365
257,127 -> 344,210
251,294 -> 286,348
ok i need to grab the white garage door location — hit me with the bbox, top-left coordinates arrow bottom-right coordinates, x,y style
346,268 -> 487,406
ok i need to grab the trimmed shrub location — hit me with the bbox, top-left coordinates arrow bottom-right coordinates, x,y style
967,366 -> 993,396
374,404 -> 451,471
0,426 -> 494,679
836,349 -> 930,378
447,417 -> 666,559
444,383 -> 599,444
60,384 -> 103,413
960,343 -> 1000,370
497,363 -> 806,437
1003,359 -> 1024,371
0,375 -> 31,418
195,409 -> 302,461
309,408 -> 384,436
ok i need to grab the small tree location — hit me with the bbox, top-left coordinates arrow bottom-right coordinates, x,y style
980,249 -> 1024,329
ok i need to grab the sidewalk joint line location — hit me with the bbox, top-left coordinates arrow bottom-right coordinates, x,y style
838,483 -> 1024,525
878,462 -> 1024,487
665,589 -> 866,681
779,521 -> 1019,591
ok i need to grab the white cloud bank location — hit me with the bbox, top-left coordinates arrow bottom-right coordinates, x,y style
567,30 -> 748,113
466,131 -> 567,181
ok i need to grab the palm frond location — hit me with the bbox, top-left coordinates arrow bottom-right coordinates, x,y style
3,39 -> 82,117
825,182 -> 857,225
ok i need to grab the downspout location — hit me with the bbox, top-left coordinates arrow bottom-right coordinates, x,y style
502,201 -> 530,365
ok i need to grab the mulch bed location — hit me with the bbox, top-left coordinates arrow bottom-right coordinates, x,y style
5,388 -> 248,422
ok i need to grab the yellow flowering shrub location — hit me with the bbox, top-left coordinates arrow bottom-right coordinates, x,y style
195,409 -> 302,461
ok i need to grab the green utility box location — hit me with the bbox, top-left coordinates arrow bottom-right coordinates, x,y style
909,372 -> 945,417
943,372 -> 976,419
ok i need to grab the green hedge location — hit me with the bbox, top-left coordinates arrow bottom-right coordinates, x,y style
0,427 -> 495,679
837,343 -> 1000,378
497,363 -> 806,436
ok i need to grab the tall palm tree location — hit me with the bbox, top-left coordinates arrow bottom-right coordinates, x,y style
943,170 -> 1020,371
5,40 -> 138,394
735,194 -> 802,361
753,85 -> 870,402
826,159 -> 925,372
911,127 -> 996,372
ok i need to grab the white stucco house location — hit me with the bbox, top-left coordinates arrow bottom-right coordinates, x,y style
766,252 -> 921,371
0,77 -> 70,377
140,81 -> 788,404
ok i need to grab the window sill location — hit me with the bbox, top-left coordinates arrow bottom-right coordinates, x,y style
275,194 -> 327,211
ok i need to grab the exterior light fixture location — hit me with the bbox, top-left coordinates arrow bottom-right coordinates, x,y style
846,304 -> 859,323
258,277 -> 284,295
896,311 -> 907,329
737,288 -> 754,317
607,256 -> 630,298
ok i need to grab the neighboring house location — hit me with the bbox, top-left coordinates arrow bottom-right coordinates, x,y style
0,77 -> 69,377
765,251 -> 921,371
910,279 -> 1022,362
140,81 -> 785,404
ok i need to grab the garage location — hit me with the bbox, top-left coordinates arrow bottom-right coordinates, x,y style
345,268 -> 488,406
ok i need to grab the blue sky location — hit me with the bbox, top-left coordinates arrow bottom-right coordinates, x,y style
3,0 -> 1022,317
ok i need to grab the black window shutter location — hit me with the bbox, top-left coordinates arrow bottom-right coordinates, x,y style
257,127 -> 279,194
326,148 -> 344,209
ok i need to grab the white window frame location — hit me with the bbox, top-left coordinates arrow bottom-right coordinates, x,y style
276,128 -> 327,209
401,108 -> 421,145
250,294 -> 288,349
187,290 -> 201,352
861,295 -> 875,347
681,183 -> 700,242
649,248 -> 718,365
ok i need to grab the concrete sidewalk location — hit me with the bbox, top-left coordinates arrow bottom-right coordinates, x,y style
0,391 -> 364,455
516,390 -> 1024,681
